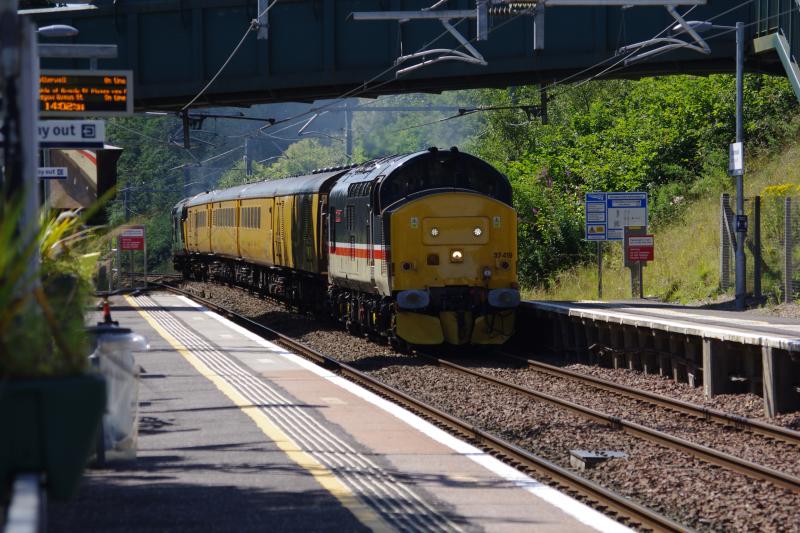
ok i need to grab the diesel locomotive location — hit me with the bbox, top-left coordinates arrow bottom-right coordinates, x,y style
172,147 -> 520,346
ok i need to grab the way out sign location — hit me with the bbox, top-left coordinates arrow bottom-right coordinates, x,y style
119,226 -> 145,251
37,167 -> 67,179
626,235 -> 654,262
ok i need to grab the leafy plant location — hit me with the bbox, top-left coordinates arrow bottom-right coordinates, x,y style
0,200 -> 100,378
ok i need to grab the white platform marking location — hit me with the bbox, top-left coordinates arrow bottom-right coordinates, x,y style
175,295 -> 632,533
320,396 -> 347,405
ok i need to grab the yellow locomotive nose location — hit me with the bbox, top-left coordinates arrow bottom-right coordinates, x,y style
389,191 -> 518,345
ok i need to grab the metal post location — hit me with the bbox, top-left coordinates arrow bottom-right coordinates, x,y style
142,236 -> 147,290
42,149 -> 49,212
256,0 -> 269,40
734,21 -> 746,310
597,241 -> 603,300
540,84 -> 549,125
344,102 -> 353,162
639,263 -> 644,299
181,111 -> 191,150
720,193 -> 732,290
785,197 -> 793,303
754,195 -> 762,299
108,241 -> 113,293
244,137 -> 252,177
1,14 -> 41,293
630,261 -> 636,298
123,188 -> 132,289
114,244 -> 120,292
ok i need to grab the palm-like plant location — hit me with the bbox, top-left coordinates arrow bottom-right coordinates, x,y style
0,199 -> 100,378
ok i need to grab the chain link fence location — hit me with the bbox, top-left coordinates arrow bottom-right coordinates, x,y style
722,192 -> 800,303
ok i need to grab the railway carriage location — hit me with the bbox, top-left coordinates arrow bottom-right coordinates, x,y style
173,148 -> 520,346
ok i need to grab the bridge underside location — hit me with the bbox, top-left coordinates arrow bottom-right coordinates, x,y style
27,1 -> 783,110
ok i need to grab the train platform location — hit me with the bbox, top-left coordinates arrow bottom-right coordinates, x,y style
525,300 -> 800,350
48,292 -> 628,533
521,300 -> 800,416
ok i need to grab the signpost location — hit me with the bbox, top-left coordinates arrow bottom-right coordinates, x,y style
38,119 -> 105,148
39,69 -> 133,117
118,226 -> 146,289
585,192 -> 649,299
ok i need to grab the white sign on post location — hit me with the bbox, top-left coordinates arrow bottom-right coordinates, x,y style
37,167 -> 68,179
37,119 -> 105,148
729,141 -> 744,176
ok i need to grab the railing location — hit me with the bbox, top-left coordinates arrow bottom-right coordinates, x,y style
755,0 -> 800,54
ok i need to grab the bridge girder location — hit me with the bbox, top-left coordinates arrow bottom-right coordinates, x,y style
26,0 -> 773,111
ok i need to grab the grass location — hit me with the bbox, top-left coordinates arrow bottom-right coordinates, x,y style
527,141 -> 800,303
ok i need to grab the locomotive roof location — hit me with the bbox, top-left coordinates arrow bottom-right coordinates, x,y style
329,148 -> 513,210
183,169 -> 346,207
181,149 -> 510,209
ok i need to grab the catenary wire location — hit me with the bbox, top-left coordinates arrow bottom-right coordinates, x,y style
181,0 -> 281,111
389,0 -> 766,135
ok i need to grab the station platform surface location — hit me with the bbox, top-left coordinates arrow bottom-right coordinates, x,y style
525,300 -> 800,351
49,292 -> 629,533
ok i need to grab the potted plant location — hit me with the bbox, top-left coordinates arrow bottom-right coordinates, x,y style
0,200 -> 106,501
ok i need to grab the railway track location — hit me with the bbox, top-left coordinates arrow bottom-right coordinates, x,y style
417,352 -> 800,493
500,350 -> 800,447
152,283 -> 685,532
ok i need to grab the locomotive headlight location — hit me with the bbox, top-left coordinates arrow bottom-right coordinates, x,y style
473,227 -> 483,237
430,227 -> 439,237
450,249 -> 464,263
483,267 -> 493,279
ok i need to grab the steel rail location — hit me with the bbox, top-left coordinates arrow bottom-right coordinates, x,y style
152,283 -> 685,532
419,353 -> 800,494
498,350 -> 800,447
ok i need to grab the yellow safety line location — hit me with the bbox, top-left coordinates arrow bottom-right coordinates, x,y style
125,295 -> 394,532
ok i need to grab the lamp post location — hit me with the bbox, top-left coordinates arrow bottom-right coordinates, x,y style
670,20 -> 745,308
734,21 -> 746,311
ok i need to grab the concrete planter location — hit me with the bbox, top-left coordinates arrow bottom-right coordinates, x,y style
0,374 -> 105,501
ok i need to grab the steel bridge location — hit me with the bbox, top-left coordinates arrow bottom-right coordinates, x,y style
24,1 -> 800,110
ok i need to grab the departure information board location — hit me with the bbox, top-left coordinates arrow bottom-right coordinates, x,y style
39,69 -> 133,117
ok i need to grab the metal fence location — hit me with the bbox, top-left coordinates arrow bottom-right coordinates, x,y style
722,192 -> 800,302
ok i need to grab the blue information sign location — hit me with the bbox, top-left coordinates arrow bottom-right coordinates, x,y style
585,192 -> 607,240
585,192 -> 648,241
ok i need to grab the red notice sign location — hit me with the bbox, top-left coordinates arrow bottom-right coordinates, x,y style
626,235 -> 654,262
119,225 -> 145,251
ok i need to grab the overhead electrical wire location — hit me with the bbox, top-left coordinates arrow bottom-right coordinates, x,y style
391,0 -> 767,135
181,0 -> 282,111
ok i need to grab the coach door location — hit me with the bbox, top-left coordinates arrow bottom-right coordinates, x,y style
319,196 -> 328,273
345,204 -> 357,274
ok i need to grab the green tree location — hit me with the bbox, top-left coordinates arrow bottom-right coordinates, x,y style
106,116 -> 211,271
